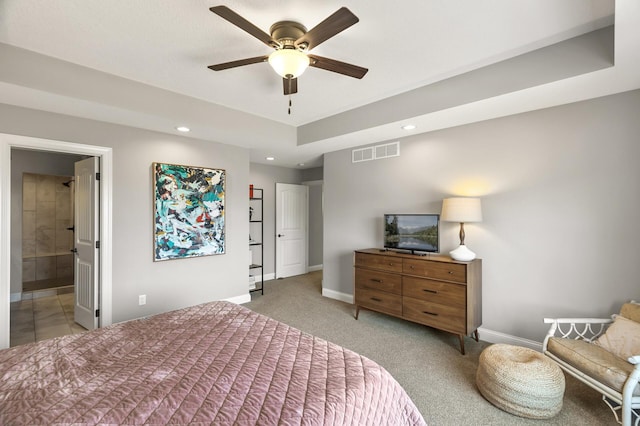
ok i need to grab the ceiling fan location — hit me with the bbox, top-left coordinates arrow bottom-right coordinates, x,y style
207,6 -> 368,99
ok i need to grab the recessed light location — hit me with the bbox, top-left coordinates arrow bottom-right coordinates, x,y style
266,156 -> 275,161
176,126 -> 190,132
401,124 -> 416,131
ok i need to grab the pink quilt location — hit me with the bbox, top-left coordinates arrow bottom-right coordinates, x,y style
0,301 -> 426,425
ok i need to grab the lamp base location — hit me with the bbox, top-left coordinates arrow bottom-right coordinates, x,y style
449,244 -> 476,261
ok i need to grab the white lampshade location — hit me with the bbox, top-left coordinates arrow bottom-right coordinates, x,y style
441,197 -> 482,223
268,49 -> 310,78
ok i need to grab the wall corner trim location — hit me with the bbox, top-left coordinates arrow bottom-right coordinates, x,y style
322,287 -> 353,304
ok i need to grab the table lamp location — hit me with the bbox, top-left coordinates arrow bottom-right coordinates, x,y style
441,197 -> 482,261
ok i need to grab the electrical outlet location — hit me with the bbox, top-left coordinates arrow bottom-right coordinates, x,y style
139,295 -> 146,305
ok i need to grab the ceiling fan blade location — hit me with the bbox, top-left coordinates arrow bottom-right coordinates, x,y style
308,54 -> 368,79
295,7 -> 358,50
283,77 -> 298,95
210,6 -> 279,48
208,55 -> 269,71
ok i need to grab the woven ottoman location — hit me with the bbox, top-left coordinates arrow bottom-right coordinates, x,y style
476,344 -> 565,419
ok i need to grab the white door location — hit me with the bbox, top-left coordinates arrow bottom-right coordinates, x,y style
275,183 -> 308,278
74,157 -> 99,330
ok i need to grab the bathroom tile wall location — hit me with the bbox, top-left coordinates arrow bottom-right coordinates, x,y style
22,173 -> 74,283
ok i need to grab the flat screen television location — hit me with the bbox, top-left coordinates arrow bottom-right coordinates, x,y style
384,214 -> 440,254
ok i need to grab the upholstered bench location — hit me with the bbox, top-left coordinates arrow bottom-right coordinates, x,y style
476,343 -> 565,419
543,301 -> 640,425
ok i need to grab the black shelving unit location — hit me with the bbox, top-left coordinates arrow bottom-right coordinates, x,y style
249,188 -> 264,295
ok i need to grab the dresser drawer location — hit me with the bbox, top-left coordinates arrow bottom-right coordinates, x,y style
355,252 -> 403,273
403,259 -> 466,283
355,288 -> 402,317
403,276 -> 465,307
402,298 -> 466,334
355,268 -> 402,295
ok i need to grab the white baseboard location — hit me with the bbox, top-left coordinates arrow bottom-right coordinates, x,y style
308,264 -> 323,272
322,288 -> 354,304
252,273 -> 275,282
225,293 -> 252,305
320,289 -> 543,351
478,327 -> 542,351
228,273 -> 278,305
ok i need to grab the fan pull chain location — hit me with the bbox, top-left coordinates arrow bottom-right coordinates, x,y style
288,96 -> 292,115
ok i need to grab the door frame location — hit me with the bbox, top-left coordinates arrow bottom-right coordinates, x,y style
0,133 -> 113,349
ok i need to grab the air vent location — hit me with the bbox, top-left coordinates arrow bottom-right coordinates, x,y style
352,147 -> 374,163
375,141 -> 400,159
352,141 -> 400,163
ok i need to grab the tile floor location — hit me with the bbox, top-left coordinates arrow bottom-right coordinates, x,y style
10,287 -> 87,347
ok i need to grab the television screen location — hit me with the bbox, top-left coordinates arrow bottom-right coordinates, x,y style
384,214 -> 439,253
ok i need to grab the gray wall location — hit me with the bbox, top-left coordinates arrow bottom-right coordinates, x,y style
323,89 -> 640,343
306,182 -> 323,268
301,167 -> 323,182
10,150 -> 85,294
302,166 -> 324,269
2,104 -> 249,323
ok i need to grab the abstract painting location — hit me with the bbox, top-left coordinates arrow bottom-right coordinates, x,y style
153,162 -> 225,261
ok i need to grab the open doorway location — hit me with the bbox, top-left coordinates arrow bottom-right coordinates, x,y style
10,151 -> 86,346
0,133 -> 113,350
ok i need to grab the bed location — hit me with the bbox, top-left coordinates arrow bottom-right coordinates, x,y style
0,301 -> 426,425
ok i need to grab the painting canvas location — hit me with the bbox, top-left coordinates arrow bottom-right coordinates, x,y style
153,162 -> 225,261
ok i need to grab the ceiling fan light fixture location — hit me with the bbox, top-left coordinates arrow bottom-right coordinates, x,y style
268,49 -> 310,78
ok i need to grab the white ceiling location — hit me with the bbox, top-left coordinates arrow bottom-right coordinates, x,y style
1,0 -> 638,168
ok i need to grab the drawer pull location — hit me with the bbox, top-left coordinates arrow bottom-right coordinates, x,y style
448,271 -> 454,274
371,297 -> 382,302
422,311 -> 439,316
371,279 -> 383,283
422,289 -> 438,294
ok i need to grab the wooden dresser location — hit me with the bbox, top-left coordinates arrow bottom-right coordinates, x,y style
354,248 -> 482,354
